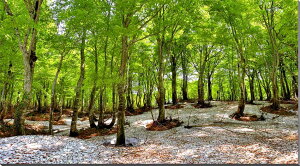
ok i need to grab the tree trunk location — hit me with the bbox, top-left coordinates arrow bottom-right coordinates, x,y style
207,73 -> 212,101
249,73 -> 255,104
126,70 -> 134,112
88,37 -> 98,128
116,33 -> 128,145
171,55 -> 177,105
49,52 -> 64,135
70,30 -> 86,137
260,1 -> 280,109
0,62 -> 12,122
181,53 -> 188,100
157,36 -> 165,123
3,0 -> 43,135
229,21 -> 246,118
257,73 -> 263,101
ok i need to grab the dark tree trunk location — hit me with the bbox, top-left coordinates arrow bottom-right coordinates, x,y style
0,62 -> 13,122
157,36 -> 165,123
249,73 -> 255,104
181,53 -> 188,100
126,71 -> 134,112
171,55 -> 177,105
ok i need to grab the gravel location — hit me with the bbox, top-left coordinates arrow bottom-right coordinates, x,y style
0,101 -> 298,164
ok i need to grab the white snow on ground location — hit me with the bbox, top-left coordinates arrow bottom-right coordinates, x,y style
0,101 -> 298,164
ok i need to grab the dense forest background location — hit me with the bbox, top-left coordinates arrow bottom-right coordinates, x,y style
0,0 -> 298,145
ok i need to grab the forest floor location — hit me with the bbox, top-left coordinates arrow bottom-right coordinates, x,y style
0,101 -> 298,164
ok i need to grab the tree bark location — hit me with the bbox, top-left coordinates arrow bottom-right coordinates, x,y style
157,36 -> 165,122
248,73 -> 255,104
171,54 -> 177,105
3,0 -> 43,135
88,38 -> 98,128
0,62 -> 12,122
181,52 -> 188,100
49,52 -> 64,135
70,30 -> 86,137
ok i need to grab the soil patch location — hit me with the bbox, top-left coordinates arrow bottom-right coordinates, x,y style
76,127 -> 117,139
146,119 -> 183,131
260,105 -> 296,116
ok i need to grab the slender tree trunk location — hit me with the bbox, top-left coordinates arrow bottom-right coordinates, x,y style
257,73 -> 263,101
49,52 -> 64,135
260,1 -> 280,109
249,73 -> 255,104
70,30 -> 86,137
126,69 -> 134,112
88,39 -> 98,128
171,55 -> 177,105
207,73 -> 212,101
181,53 -> 188,100
229,21 -> 246,117
0,62 -> 12,122
197,46 -> 209,105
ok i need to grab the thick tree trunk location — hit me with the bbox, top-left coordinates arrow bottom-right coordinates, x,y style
70,30 -> 86,137
3,0 -> 43,135
116,34 -> 128,145
157,37 -> 165,123
49,52 -> 64,135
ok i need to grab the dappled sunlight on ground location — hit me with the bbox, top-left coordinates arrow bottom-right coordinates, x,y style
0,101 -> 297,164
